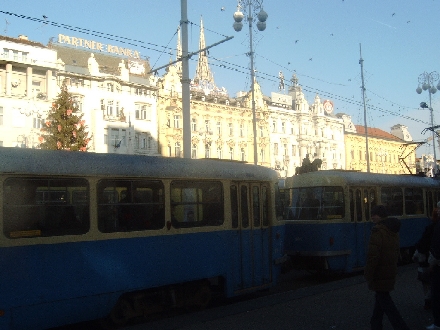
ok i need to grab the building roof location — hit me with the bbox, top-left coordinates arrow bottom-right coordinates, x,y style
0,35 -> 46,48
50,44 -> 151,77
354,125 -> 402,141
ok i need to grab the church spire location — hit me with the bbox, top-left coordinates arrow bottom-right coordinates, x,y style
176,25 -> 182,75
194,17 -> 214,84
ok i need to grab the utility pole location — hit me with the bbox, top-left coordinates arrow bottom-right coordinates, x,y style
359,44 -> 370,173
181,0 -> 191,158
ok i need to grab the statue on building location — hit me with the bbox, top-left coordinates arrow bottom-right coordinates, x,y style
87,53 -> 100,76
118,60 -> 129,81
295,154 -> 322,175
278,71 -> 285,91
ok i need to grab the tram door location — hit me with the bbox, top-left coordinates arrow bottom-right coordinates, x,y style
231,182 -> 270,292
351,188 -> 375,269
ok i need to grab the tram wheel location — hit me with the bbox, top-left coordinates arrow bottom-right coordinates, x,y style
108,298 -> 133,327
193,282 -> 212,309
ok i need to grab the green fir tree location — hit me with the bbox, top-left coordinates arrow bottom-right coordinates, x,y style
39,81 -> 92,151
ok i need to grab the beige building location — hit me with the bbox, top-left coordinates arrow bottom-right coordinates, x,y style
344,124 -> 416,174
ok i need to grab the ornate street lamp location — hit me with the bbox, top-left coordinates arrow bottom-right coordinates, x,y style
233,0 -> 267,165
417,71 -> 440,174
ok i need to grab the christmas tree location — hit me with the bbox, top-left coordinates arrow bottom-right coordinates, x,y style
39,81 -> 92,151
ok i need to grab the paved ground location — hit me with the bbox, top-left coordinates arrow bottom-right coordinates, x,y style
128,264 -> 435,330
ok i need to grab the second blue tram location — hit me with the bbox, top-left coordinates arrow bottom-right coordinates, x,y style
0,148 -> 285,329
282,170 -> 440,272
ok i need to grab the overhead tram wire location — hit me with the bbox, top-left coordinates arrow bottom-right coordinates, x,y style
0,10 -> 176,55
2,10 -> 427,126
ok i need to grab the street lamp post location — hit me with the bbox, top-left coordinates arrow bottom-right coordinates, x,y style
416,71 -> 440,175
233,0 -> 267,166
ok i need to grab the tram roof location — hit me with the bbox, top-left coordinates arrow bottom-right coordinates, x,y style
285,170 -> 440,188
0,148 -> 278,182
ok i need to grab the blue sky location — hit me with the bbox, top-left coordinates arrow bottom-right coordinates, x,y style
1,0 -> 440,157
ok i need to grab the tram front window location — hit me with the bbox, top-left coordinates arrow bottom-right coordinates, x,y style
284,186 -> 344,220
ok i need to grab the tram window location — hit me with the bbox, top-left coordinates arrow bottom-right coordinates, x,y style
262,185 -> 269,226
284,187 -> 343,221
405,188 -> 423,215
252,186 -> 260,227
275,183 -> 284,221
364,189 -> 369,221
3,177 -> 89,238
322,187 -> 344,220
381,187 -> 403,216
355,189 -> 362,222
367,189 -> 377,221
427,191 -> 433,217
231,185 -> 239,228
349,189 -> 354,222
240,185 -> 249,228
97,180 -> 164,232
170,181 -> 223,228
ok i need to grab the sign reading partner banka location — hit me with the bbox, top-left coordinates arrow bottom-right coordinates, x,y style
58,34 -> 141,59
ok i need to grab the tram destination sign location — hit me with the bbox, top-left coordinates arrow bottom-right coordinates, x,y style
57,34 -> 141,59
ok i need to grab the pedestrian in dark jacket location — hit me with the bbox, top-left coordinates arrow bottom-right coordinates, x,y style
414,203 -> 440,309
364,205 -> 410,330
426,220 -> 440,330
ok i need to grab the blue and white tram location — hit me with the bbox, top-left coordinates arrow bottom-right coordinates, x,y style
282,170 -> 440,273
0,148 -> 285,330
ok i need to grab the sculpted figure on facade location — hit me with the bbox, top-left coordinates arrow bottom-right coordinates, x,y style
87,53 -> 100,76
118,60 -> 129,81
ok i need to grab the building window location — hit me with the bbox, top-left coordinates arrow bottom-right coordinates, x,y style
284,144 -> 288,155
33,117 -> 43,129
175,142 -> 181,157
107,100 -> 114,116
260,149 -> 265,162
241,148 -> 246,162
205,144 -> 210,158
216,122 -> 221,135
204,120 -> 210,133
191,144 -> 197,159
104,128 -> 108,145
260,126 -> 264,137
217,147 -> 222,159
191,118 -> 197,132
274,143 -> 279,156
281,122 -> 285,133
292,145 -> 296,156
107,83 -> 114,92
229,147 -> 234,160
351,150 -> 354,159
0,106 -> 3,125
135,104 -> 150,120
111,128 -> 119,147
272,120 -> 276,133
228,123 -> 233,136
174,115 -> 180,128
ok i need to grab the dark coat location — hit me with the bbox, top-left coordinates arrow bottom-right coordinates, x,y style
431,221 -> 440,260
364,217 -> 401,292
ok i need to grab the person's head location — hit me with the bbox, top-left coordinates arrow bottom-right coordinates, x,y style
371,205 -> 388,223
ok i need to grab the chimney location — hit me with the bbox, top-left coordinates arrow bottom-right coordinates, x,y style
18,35 -> 28,41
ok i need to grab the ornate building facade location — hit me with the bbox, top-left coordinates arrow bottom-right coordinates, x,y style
267,75 -> 346,177
0,35 -> 58,148
52,38 -> 159,156
156,19 -> 271,166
